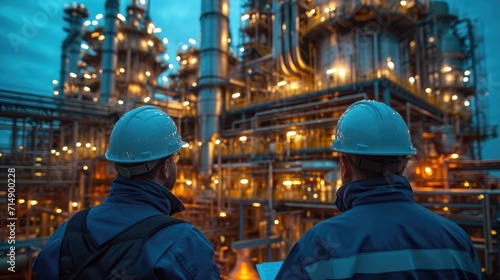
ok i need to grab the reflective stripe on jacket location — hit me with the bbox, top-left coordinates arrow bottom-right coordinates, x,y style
275,175 -> 482,280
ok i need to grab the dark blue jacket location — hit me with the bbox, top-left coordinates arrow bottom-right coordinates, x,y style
33,176 -> 220,279
275,175 -> 482,279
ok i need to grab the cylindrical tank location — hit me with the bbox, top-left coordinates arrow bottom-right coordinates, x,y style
198,0 -> 229,180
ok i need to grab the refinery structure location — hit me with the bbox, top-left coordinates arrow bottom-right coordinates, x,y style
1,0 -> 500,279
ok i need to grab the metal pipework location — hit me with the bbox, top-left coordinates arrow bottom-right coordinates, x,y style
100,0 -> 120,104
198,0 -> 229,179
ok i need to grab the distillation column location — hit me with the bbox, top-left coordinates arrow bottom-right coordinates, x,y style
198,0 -> 229,182
100,0 -> 120,104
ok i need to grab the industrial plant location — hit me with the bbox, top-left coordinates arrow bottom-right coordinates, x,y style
1,0 -> 499,279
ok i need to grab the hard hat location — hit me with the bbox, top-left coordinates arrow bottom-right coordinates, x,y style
105,105 -> 185,167
332,100 -> 416,156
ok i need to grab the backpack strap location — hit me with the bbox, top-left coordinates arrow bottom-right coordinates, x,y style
67,213 -> 186,280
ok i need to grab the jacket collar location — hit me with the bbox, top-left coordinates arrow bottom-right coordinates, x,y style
334,175 -> 414,212
104,175 -> 186,216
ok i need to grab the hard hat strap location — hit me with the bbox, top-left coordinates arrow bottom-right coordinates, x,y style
115,159 -> 160,178
348,154 -> 407,175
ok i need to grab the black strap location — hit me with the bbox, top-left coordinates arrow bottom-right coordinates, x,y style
65,209 -> 186,279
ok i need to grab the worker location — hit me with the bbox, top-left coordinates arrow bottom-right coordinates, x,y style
275,100 -> 482,279
33,105 -> 220,279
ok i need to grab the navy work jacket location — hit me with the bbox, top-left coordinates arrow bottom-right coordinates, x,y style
33,176 -> 220,280
275,175 -> 482,279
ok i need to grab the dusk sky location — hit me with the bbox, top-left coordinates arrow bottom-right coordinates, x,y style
0,0 -> 499,160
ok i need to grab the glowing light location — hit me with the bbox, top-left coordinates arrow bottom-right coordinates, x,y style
232,92 -> 241,98
283,180 -> 293,186
286,131 -> 297,137
277,80 -> 287,86
239,136 -> 247,142
424,167 -> 433,176
326,68 -> 337,74
240,179 -> 249,184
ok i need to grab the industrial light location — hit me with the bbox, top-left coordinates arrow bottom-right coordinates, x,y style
326,68 -> 337,74
277,80 -> 287,86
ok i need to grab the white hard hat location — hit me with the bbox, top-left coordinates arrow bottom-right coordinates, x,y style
105,106 -> 185,176
332,100 -> 417,156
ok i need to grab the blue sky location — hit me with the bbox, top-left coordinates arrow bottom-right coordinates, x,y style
0,0 -> 499,160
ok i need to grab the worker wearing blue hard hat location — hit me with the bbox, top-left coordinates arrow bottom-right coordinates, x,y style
276,100 -> 482,279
